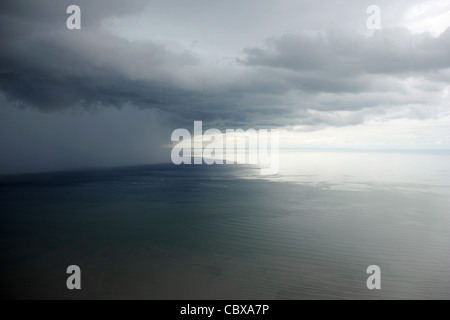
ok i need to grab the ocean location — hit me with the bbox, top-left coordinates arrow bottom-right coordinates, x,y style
1,150 -> 450,299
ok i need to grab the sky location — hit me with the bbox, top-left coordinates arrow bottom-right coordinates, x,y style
0,0 -> 449,173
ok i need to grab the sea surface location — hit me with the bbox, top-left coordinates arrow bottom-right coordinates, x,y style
1,150 -> 450,299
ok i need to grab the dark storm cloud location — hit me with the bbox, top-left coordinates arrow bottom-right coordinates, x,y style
0,0 -> 449,130
0,26 -> 289,127
0,21 -> 196,109
0,0 -> 148,28
0,0 -> 449,173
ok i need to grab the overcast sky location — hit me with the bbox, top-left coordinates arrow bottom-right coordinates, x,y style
1,0 -> 450,173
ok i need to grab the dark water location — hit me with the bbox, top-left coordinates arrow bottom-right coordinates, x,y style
1,151 -> 450,299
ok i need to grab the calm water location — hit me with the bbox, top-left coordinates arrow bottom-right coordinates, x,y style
1,150 -> 450,299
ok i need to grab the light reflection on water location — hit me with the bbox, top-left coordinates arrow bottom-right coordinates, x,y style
248,150 -> 450,191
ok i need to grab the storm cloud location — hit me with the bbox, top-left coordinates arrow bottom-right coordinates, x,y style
0,0 -> 449,172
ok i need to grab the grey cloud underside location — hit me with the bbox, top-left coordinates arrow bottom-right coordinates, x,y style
0,31 -> 300,128
243,29 -> 450,74
1,1 -> 450,129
